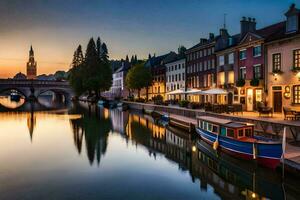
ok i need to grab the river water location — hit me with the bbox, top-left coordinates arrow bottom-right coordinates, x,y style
0,97 -> 299,200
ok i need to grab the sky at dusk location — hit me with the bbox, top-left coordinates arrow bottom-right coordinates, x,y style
0,0 -> 298,78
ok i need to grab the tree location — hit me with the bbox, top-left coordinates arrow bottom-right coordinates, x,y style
68,37 -> 112,98
130,55 -> 135,64
134,55 -> 137,63
126,55 -> 129,63
96,37 -> 102,59
72,45 -> 84,67
148,53 -> 151,59
125,62 -> 152,98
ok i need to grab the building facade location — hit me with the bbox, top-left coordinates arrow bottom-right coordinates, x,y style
165,55 -> 186,100
26,46 -> 37,79
110,61 -> 131,98
145,52 -> 177,100
186,33 -> 216,102
266,4 -> 300,112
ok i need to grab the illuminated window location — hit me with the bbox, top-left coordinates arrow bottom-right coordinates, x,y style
293,85 -> 300,104
272,53 -> 281,71
293,49 -> 300,68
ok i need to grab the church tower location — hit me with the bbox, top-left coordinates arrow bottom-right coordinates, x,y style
26,45 -> 37,79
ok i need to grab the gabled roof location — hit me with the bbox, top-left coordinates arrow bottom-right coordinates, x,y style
186,37 -> 218,52
145,51 -> 177,68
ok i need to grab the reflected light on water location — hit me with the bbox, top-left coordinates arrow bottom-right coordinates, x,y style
0,96 -> 25,109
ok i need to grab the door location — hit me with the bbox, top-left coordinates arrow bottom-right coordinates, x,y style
247,89 -> 253,111
273,91 -> 282,112
228,92 -> 233,105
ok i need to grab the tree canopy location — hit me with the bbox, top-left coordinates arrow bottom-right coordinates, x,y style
68,37 -> 112,97
125,62 -> 152,98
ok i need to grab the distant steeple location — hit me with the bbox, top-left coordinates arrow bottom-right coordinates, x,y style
26,45 -> 37,79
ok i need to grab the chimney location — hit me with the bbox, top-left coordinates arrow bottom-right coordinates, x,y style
240,16 -> 256,36
209,33 -> 215,40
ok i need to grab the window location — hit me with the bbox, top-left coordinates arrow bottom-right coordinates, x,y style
219,55 -> 225,66
293,49 -> 300,68
239,49 -> 246,60
175,65 -> 177,70
239,67 -> 246,79
178,73 -> 181,81
208,123 -> 212,132
238,129 -> 244,137
253,46 -> 261,57
182,73 -> 185,81
182,63 -> 185,68
245,129 -> 252,137
178,64 -> 181,69
253,65 -> 261,79
228,53 -> 234,64
227,129 -> 234,138
293,85 -> 300,104
212,126 -> 218,133
272,53 -> 281,71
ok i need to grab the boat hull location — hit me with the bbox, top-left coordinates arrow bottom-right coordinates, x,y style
196,128 -> 282,169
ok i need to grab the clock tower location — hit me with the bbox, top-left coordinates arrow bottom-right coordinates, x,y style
26,46 -> 37,79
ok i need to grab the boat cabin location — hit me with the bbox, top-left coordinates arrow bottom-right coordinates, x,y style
197,116 -> 254,140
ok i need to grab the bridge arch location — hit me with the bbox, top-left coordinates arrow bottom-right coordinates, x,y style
0,87 -> 28,98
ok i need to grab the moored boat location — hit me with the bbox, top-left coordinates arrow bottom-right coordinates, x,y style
196,116 -> 283,169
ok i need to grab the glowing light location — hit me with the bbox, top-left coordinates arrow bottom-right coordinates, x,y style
251,193 -> 256,198
192,145 -> 196,152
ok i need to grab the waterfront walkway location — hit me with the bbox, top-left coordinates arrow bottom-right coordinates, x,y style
125,101 -> 300,172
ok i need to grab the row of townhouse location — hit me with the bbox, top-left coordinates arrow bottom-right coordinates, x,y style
183,3 -> 300,112
117,4 -> 300,113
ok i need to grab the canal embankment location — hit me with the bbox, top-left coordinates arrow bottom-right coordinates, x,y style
124,100 -> 300,175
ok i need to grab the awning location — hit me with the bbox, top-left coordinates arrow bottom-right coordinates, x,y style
185,88 -> 202,94
166,89 -> 185,95
166,88 -> 202,95
201,88 -> 228,95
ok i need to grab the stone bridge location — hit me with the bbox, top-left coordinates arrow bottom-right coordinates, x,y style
0,79 -> 74,101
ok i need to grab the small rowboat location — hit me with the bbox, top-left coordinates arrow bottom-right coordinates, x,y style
196,116 -> 283,169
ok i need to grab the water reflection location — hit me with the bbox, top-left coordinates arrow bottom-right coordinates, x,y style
0,100 -> 300,200
70,104 -> 111,166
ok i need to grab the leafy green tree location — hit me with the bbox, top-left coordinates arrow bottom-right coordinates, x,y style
125,62 -> 152,98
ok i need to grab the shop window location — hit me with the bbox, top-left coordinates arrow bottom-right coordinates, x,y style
293,85 -> 300,104
220,127 -> 226,136
208,123 -> 212,132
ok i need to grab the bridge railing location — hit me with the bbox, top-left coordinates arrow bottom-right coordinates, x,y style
0,79 -> 70,86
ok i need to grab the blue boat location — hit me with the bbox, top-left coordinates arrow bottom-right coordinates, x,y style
196,116 -> 283,169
